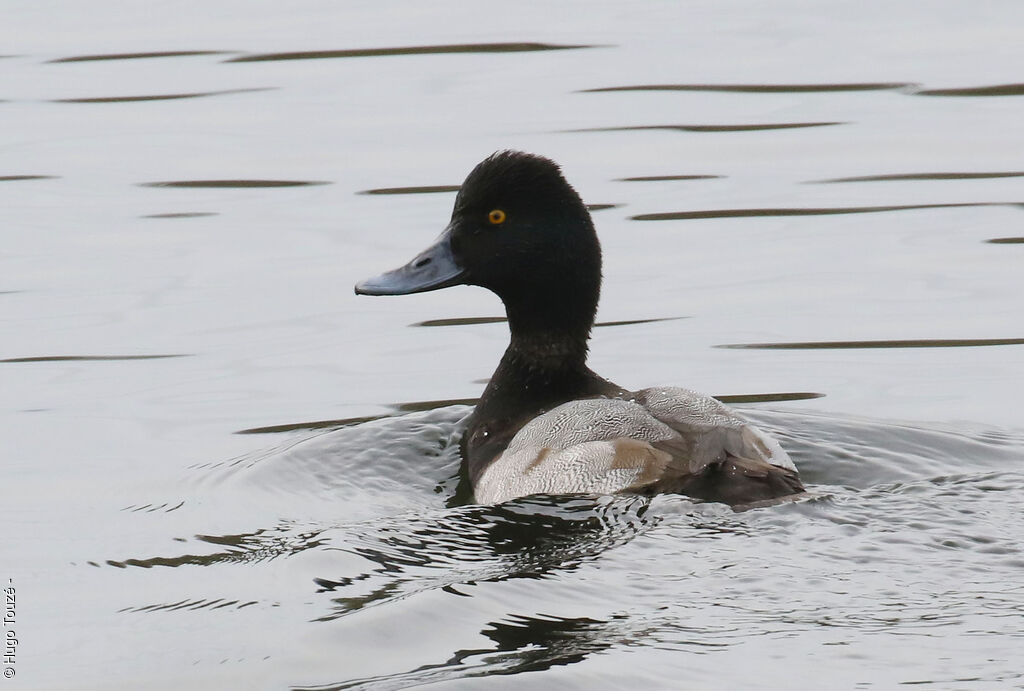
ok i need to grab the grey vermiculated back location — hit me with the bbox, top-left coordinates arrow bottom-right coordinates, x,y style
506,398 -> 678,452
634,387 -> 794,471
473,387 -> 794,504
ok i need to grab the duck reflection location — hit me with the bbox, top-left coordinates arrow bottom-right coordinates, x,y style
312,495 -> 654,622
294,613 -> 620,690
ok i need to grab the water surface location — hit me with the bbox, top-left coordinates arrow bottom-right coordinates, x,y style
3,1 -> 1024,689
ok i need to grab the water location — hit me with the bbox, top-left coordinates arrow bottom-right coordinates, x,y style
3,1 -> 1024,688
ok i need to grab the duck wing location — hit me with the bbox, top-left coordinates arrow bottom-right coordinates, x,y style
632,387 -> 804,506
473,398 -> 676,503
472,391 -> 802,507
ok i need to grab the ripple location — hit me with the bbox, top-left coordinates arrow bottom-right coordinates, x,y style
235,399 -> 473,435
632,201 -> 1022,221
393,397 -> 479,413
581,82 -> 914,93
814,171 -> 1024,183
594,317 -> 686,327
174,403 -> 1024,691
53,87 -> 273,104
572,122 -> 843,134
48,50 -> 232,63
743,409 -> 1024,487
359,185 -> 459,195
122,501 -> 186,513
226,42 -> 595,63
119,598 -> 260,614
140,179 -> 329,188
236,387 -> 810,439
311,495 -> 655,622
297,611 -> 628,690
409,316 -> 684,328
411,316 -> 507,327
716,392 -> 825,403
618,174 -> 723,182
915,83 -> 1024,97
0,354 -> 190,363
103,524 -> 326,570
141,212 -> 219,219
717,338 -> 1024,350
0,174 -> 58,182
235,415 -> 388,435
226,407 -> 468,515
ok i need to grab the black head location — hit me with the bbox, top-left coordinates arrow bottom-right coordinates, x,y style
356,151 -> 603,339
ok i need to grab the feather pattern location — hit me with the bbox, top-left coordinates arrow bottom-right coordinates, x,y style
474,387 -> 797,504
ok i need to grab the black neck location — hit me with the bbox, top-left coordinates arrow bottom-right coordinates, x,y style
463,338 -> 619,483
462,293 -> 624,483
493,268 -> 601,385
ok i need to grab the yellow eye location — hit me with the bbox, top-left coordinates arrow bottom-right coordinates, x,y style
487,209 -> 506,225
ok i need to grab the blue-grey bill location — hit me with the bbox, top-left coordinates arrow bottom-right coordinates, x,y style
354,228 -> 465,295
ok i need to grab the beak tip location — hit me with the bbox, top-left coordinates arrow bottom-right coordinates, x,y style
354,227 -> 463,297
353,278 -> 382,296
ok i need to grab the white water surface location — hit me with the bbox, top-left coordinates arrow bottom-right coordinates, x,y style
3,1 -> 1024,688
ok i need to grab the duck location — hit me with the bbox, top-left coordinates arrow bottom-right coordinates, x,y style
355,151 -> 804,509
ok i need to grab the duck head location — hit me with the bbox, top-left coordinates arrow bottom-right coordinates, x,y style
356,151 -> 602,340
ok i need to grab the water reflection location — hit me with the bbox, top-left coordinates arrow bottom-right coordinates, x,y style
140,179 -> 329,188
619,174 -> 722,182
632,201 -> 1021,221
311,496 -> 655,622
236,414 -> 389,435
359,185 -> 460,195
122,501 -> 186,513
915,83 -> 1024,97
411,316 -> 507,327
581,82 -> 914,93
49,50 -> 231,63
572,122 -> 842,134
716,392 -> 824,404
297,613 -> 620,690
394,397 -> 479,413
235,398 -> 476,434
0,353 -> 189,363
409,316 -> 685,328
718,337 -> 1024,350
141,212 -> 218,219
227,42 -> 595,63
578,81 -> 1024,98
104,524 -> 326,570
53,87 -> 273,104
119,597 -> 259,614
98,401 -> 1024,689
814,171 -> 1024,183
235,390 -> 822,435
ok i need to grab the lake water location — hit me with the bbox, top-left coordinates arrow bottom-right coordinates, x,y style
3,1 -> 1024,689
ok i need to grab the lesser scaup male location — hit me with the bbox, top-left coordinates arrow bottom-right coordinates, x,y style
356,151 -> 804,508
